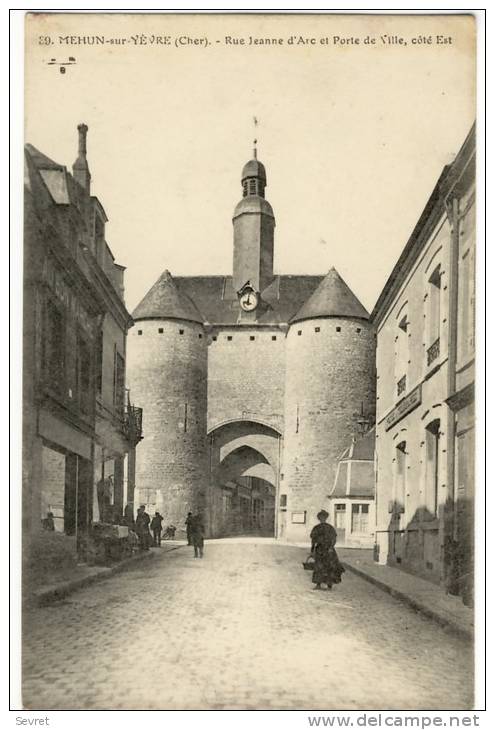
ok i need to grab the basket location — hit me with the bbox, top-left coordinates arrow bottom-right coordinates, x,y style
302,554 -> 315,571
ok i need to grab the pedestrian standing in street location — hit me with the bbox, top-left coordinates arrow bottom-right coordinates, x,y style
151,511 -> 164,547
135,505 -> 151,551
185,511 -> 194,545
190,513 -> 205,558
310,510 -> 345,590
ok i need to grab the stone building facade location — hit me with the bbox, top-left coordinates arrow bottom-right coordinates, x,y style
23,125 -> 142,570
373,125 -> 475,600
128,149 -> 376,542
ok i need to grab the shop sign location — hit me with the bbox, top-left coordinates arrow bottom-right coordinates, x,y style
384,385 -> 422,431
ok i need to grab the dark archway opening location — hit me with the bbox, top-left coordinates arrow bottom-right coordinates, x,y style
211,444 -> 276,537
222,475 -> 275,537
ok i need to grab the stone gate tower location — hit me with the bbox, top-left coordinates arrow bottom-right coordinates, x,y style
129,146 -> 376,541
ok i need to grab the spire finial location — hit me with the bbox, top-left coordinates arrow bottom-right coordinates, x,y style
253,116 -> 258,159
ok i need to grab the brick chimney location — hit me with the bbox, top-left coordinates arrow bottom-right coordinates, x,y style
72,123 -> 91,193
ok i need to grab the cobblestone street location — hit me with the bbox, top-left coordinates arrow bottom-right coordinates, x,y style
23,541 -> 473,711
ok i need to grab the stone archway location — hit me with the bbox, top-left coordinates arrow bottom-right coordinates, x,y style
208,421 -> 281,538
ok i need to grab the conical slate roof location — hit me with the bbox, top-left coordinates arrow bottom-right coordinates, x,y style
133,270 -> 204,324
290,267 -> 369,323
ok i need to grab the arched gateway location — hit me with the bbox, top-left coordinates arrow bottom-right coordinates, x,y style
208,420 -> 281,538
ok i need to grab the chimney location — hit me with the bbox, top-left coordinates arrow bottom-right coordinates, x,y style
72,123 -> 91,193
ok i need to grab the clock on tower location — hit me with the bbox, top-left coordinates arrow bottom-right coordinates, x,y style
238,282 -> 259,312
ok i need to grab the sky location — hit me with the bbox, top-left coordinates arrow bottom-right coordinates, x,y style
24,13 -> 476,313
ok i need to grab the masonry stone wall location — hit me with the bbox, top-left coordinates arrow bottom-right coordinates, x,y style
207,327 -> 286,434
126,318 -> 208,532
281,317 -> 376,542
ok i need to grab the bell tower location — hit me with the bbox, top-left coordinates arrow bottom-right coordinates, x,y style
232,142 -> 275,294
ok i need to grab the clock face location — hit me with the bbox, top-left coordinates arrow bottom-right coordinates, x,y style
239,289 -> 259,312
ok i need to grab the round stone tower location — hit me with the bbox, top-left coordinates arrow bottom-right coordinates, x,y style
280,268 -> 376,542
127,270 -> 209,531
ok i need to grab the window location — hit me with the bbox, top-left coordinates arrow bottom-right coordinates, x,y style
43,297 -> 65,392
426,265 -> 441,366
297,330 -> 302,336
179,329 -> 184,335
250,336 -> 255,341
315,327 -> 320,333
95,328 -> 103,395
394,441 -> 407,513
280,494 -> 287,508
94,214 -> 105,264
198,334 -> 202,339
272,335 -> 277,341
252,498 -> 263,527
356,328 -> 361,334
395,314 -> 409,397
425,420 -> 440,516
113,348 -> 125,417
242,181 -> 248,198
336,326 -> 341,332
351,503 -> 369,533
459,249 -> 475,360
212,335 -> 217,341
222,492 -> 233,513
158,328 -> 164,334
137,330 -> 143,335
227,335 -> 233,341
76,332 -> 92,415
334,504 -> 346,530
249,179 -> 256,195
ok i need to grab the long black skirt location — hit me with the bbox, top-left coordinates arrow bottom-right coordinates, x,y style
312,546 -> 345,585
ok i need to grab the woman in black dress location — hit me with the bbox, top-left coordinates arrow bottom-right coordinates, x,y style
310,510 -> 345,590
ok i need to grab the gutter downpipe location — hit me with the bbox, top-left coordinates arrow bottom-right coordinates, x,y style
444,191 -> 460,591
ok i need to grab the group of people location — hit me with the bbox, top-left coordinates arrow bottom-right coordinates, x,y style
125,505 -> 205,555
309,509 -> 345,590
123,505 -> 176,551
